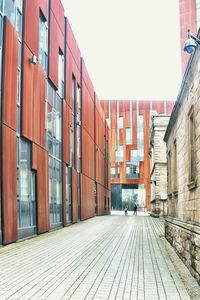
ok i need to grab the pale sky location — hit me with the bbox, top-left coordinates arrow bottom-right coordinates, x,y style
63,0 -> 182,101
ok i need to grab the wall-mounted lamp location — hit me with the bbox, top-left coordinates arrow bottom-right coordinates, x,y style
184,29 -> 200,54
29,55 -> 37,64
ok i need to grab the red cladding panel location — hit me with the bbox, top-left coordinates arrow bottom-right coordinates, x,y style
82,81 -> 94,139
66,20 -> 81,70
50,0 -> 64,34
22,44 -> 34,141
110,101 -> 117,113
2,125 -> 17,244
33,64 -> 46,147
2,18 -> 18,130
82,128 -> 95,180
81,59 -> 94,100
65,46 -> 81,108
100,100 -> 109,118
167,101 -> 175,114
24,0 -> 39,55
39,0 -> 48,18
152,101 -> 164,114
179,0 -> 197,75
139,101 -> 150,114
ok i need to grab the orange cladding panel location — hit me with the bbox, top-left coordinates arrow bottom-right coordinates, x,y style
97,183 -> 106,216
81,175 -> 95,220
95,109 -> 105,153
82,81 -> 94,139
2,18 -> 18,130
82,128 -> 95,180
2,125 -> 17,244
96,150 -> 105,186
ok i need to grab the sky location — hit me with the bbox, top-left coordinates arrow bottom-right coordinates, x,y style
63,0 -> 182,101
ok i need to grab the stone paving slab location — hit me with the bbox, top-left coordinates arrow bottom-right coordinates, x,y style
0,213 -> 191,300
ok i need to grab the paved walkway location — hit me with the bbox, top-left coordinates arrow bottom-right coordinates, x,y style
0,213 -> 191,300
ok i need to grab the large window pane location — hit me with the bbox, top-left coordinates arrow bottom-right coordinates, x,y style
39,13 -> 48,72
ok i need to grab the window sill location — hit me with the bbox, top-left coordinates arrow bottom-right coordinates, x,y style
188,180 -> 196,191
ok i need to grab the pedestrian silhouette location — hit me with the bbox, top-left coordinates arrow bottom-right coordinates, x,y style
133,203 -> 138,216
124,206 -> 128,216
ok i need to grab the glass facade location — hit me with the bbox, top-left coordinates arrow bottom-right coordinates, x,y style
46,81 -> 63,228
116,145 -> 124,162
126,128 -> 132,145
118,117 -> 123,129
46,81 -> 62,159
66,166 -> 72,224
58,50 -> 64,97
126,162 -> 139,178
49,157 -> 62,227
17,139 -> 36,239
110,167 -> 115,178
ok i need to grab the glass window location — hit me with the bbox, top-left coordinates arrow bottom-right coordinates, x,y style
16,9 -> 22,39
126,162 -> 139,178
39,12 -> 48,72
49,157 -> 63,226
71,75 -> 76,167
188,110 -> 196,183
118,117 -> 123,129
4,0 -> 16,26
116,145 -> 124,162
0,0 -> 2,12
66,166 -> 72,224
110,167 -> 115,178
17,138 -> 36,234
126,128 -> 132,145
46,81 -> 62,160
58,50 -> 64,97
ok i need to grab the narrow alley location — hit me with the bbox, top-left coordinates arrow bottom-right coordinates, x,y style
0,214 -> 196,300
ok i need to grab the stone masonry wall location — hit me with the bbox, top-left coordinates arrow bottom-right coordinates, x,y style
165,47 -> 200,284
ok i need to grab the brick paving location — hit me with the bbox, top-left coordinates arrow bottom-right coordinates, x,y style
0,213 -> 191,300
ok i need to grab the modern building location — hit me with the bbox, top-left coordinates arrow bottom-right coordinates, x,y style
149,115 -> 170,216
0,0 -> 110,245
179,0 -> 200,74
100,100 -> 174,211
164,44 -> 200,282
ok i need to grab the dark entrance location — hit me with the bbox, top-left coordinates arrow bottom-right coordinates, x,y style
111,184 -> 145,211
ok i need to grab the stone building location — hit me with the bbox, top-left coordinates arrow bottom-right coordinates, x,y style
164,46 -> 200,283
149,115 -> 170,216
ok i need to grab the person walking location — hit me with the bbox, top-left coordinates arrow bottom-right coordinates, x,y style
133,203 -> 138,216
124,206 -> 128,216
